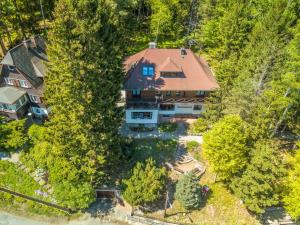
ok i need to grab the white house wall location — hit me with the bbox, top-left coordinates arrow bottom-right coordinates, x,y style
126,109 -> 158,124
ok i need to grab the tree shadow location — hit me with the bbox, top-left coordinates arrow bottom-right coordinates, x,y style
86,198 -> 116,218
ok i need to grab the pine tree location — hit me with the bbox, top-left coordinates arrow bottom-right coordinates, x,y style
202,115 -> 249,181
230,141 -> 286,214
175,173 -> 202,210
122,158 -> 167,207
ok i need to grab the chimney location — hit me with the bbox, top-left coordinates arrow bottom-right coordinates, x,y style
180,47 -> 187,58
149,42 -> 157,49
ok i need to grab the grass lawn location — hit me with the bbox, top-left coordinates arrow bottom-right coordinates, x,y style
158,122 -> 178,133
129,138 -> 177,165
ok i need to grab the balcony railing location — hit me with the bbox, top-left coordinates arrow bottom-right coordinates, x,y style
125,99 -> 158,109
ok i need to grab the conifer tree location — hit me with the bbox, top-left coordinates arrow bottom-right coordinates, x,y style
30,0 -> 127,209
122,158 -> 167,207
175,173 -> 202,210
230,141 -> 286,214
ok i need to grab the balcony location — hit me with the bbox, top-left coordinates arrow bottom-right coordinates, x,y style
125,99 -> 158,109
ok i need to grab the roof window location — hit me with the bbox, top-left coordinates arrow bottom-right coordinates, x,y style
142,66 -> 154,76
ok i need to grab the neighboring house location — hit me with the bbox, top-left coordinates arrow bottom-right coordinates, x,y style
0,87 -> 29,119
123,43 -> 219,127
0,36 -> 48,118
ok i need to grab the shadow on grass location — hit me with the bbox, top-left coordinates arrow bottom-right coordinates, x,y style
86,199 -> 116,218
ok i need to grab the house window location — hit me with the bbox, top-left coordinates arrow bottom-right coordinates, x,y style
142,66 -> 154,76
0,103 -> 16,112
148,66 -> 154,75
194,104 -> 202,111
166,91 -> 171,96
19,80 -> 28,88
132,89 -> 141,96
196,91 -> 205,97
4,78 -> 14,86
160,104 -> 175,111
176,91 -> 181,97
29,95 -> 39,103
19,95 -> 27,105
131,112 -> 153,120
160,72 -> 179,77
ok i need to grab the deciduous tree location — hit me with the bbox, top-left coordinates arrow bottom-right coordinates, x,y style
202,115 -> 249,181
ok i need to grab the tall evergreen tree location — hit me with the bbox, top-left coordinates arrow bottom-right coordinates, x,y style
29,0 -> 126,209
230,141 -> 286,214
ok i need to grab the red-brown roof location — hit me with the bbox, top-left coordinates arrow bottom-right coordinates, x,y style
124,48 -> 219,91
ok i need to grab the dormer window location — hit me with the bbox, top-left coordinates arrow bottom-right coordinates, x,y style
142,66 -> 154,76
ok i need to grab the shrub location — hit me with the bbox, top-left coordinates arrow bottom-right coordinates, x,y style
158,122 -> 178,133
175,173 -> 202,210
188,118 -> 208,135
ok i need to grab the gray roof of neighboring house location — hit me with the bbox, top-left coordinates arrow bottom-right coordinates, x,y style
0,36 -> 48,87
0,87 -> 26,104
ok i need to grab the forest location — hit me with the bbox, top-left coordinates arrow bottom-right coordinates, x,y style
0,0 -> 299,223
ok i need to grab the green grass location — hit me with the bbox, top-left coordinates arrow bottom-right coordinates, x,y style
186,141 -> 201,162
129,138 -> 177,165
158,122 -> 178,133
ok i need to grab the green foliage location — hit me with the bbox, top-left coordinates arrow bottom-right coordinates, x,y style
0,160 -> 65,216
122,158 -> 167,206
230,141 -> 286,214
0,118 -> 27,152
283,142 -> 300,221
188,118 -> 208,135
23,0 -> 136,209
175,173 -> 202,210
158,122 -> 178,133
130,139 -> 177,164
148,0 -> 192,40
186,141 -> 199,152
202,115 -> 249,181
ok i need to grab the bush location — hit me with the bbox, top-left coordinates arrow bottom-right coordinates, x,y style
158,122 -> 178,133
188,118 -> 208,135
175,173 -> 202,210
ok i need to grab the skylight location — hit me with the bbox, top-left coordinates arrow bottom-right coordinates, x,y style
142,66 -> 154,76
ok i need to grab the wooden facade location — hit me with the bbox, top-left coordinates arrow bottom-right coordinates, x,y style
126,90 -> 209,101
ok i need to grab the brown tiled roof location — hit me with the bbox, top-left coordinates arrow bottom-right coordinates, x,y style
124,48 -> 219,91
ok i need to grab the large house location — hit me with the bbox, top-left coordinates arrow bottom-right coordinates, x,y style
0,36 -> 48,119
123,43 -> 219,127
